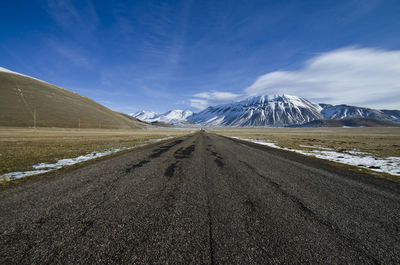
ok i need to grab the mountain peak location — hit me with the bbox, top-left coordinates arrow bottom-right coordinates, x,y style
238,94 -> 323,112
189,94 -> 323,126
131,109 -> 193,125
131,110 -> 158,121
131,94 -> 400,127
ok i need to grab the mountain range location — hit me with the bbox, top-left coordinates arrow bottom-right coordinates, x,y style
189,95 -> 323,126
1,66 -> 399,128
132,110 -> 194,126
135,95 -> 400,127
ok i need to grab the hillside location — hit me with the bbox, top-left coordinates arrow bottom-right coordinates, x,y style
0,68 -> 145,129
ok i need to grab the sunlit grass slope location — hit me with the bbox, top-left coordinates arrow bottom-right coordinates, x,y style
0,72 -> 145,129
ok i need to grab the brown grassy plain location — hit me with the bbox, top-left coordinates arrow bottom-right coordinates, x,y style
0,127 -> 192,176
212,127 -> 400,181
212,127 -> 400,158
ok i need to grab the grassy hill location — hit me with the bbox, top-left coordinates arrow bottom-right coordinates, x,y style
0,71 -> 145,129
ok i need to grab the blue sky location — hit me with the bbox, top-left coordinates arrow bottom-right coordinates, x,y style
1,0 -> 400,113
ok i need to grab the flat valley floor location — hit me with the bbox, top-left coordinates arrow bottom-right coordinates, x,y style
1,132 -> 399,264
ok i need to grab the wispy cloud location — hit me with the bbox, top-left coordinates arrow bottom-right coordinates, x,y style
139,0 -> 193,68
43,0 -> 100,70
337,0 -> 383,23
46,0 -> 81,28
244,47 -> 400,109
46,0 -> 98,31
190,91 -> 242,109
46,40 -> 91,68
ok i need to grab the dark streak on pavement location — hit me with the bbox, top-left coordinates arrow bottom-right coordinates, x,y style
125,160 -> 149,173
150,139 -> 184,158
174,144 -> 195,159
0,132 -> 399,264
164,162 -> 178,178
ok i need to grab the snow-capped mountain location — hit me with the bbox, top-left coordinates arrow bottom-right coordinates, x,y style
188,95 -> 323,126
381,110 -> 400,120
161,110 -> 193,122
131,109 -> 193,125
131,110 -> 158,121
132,95 -> 400,128
321,104 -> 399,123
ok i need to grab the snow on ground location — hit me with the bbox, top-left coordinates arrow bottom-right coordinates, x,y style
1,137 -> 172,181
0,67 -> 16,74
232,137 -> 400,176
299,145 -> 333,150
0,66 -> 48,84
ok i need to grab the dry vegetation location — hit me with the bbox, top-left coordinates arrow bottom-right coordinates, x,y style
212,127 -> 400,158
0,127 -> 191,176
213,127 -> 400,181
0,72 -> 145,129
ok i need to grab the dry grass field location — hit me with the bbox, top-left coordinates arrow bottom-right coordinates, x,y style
0,127 -> 191,177
2,126 -> 399,183
213,127 -> 400,157
212,127 -> 400,180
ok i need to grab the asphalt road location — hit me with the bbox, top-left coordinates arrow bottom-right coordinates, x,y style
1,132 -> 399,264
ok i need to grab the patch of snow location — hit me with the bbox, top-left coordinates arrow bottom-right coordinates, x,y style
1,137 -> 172,181
299,145 -> 333,150
232,137 -> 400,176
0,66 -> 48,84
0,67 -> 16,74
346,150 -> 368,156
2,170 -> 52,180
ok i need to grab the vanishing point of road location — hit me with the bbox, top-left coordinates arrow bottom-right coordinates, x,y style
1,132 -> 399,264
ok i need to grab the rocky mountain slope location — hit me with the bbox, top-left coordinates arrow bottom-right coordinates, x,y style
321,104 -> 399,123
188,95 -> 323,126
186,95 -> 400,127
132,109 -> 193,125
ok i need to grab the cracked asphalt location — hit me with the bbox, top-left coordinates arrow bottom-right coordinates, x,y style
1,132 -> 399,264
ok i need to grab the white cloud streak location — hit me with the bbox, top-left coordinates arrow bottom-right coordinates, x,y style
46,0 -> 98,31
190,91 -> 242,109
244,47 -> 400,109
190,47 -> 400,110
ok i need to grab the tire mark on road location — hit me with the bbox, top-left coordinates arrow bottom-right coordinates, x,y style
125,160 -> 150,173
174,144 -> 195,159
165,162 -> 178,178
244,198 -> 257,213
214,158 -> 223,168
163,144 -> 196,178
150,140 -> 184,158
208,148 -> 224,168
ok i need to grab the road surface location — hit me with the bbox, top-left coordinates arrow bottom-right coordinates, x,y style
1,132 -> 399,264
